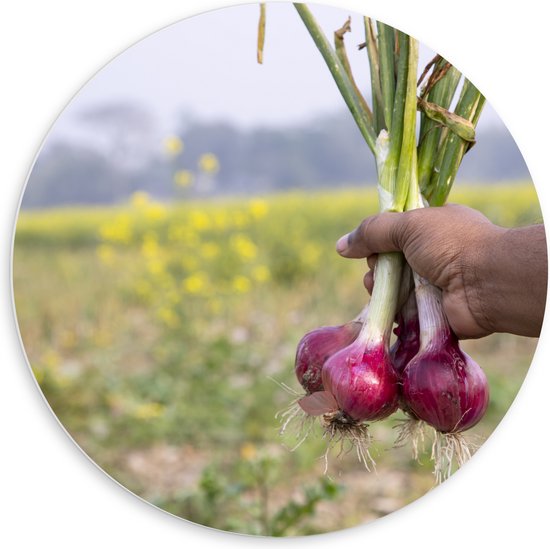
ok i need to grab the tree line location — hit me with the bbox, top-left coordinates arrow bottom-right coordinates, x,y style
22,106 -> 530,208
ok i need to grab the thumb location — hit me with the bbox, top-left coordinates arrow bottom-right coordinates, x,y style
336,211 -> 412,258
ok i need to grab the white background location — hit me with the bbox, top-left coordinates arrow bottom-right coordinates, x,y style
1,1 -> 548,547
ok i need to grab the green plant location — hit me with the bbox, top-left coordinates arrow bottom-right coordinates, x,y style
154,454 -> 342,536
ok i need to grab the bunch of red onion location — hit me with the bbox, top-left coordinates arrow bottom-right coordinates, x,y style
283,260 -> 489,479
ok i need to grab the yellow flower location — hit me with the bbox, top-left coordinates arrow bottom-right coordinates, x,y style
240,442 -> 257,461
252,265 -> 270,283
141,234 -> 159,258
231,233 -> 257,260
249,199 -> 268,219
168,225 -> 198,245
302,243 -> 321,267
183,272 -> 208,294
174,169 -> 194,188
145,203 -> 167,221
164,135 -> 184,156
189,210 -> 211,231
198,153 -> 220,174
157,307 -> 178,328
213,211 -> 229,229
99,214 -> 132,244
133,402 -> 166,420
232,275 -> 251,294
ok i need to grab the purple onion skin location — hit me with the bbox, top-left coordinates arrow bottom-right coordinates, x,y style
401,334 -> 489,433
391,317 -> 421,417
295,321 -> 362,394
322,341 -> 399,422
390,316 -> 420,377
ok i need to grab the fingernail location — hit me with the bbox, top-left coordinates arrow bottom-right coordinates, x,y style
336,233 -> 350,253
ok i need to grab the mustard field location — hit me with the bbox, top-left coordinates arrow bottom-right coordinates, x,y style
13,183 -> 542,535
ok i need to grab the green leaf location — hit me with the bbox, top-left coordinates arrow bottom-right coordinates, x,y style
428,79 -> 485,206
377,21 -> 396,131
270,477 -> 342,536
417,57 -> 461,195
362,17 -> 385,133
334,17 -> 373,125
418,98 -> 476,142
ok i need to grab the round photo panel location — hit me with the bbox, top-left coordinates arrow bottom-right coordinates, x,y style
13,2 -> 544,537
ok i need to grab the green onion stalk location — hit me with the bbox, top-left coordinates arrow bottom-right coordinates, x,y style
294,3 -> 418,351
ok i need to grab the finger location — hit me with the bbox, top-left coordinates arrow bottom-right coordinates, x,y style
363,271 -> 374,294
366,254 -> 377,271
336,211 -> 411,258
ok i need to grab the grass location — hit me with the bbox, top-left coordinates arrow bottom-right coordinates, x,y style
13,182 -> 541,535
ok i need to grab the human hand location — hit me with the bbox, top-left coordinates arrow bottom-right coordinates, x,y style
335,204 -> 546,339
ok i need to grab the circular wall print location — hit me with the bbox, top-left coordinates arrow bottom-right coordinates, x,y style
12,2 -> 544,536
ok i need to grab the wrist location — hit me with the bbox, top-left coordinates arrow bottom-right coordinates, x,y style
462,224 -> 507,336
465,224 -> 547,337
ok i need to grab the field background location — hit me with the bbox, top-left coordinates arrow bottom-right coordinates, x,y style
13,182 -> 540,536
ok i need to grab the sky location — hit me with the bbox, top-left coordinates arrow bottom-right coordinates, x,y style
52,2 -> 501,147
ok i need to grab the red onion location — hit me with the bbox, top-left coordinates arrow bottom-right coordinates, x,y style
294,252 -> 404,470
401,276 -> 489,434
390,290 -> 420,377
390,289 -> 422,441
297,320 -> 400,472
298,325 -> 399,423
402,334 -> 489,433
278,309 -> 366,442
295,320 -> 362,394
321,339 -> 399,422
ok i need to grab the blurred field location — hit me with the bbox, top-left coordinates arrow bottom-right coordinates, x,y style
13,183 -> 541,535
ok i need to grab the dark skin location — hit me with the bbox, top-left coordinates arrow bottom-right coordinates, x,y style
336,204 -> 547,339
